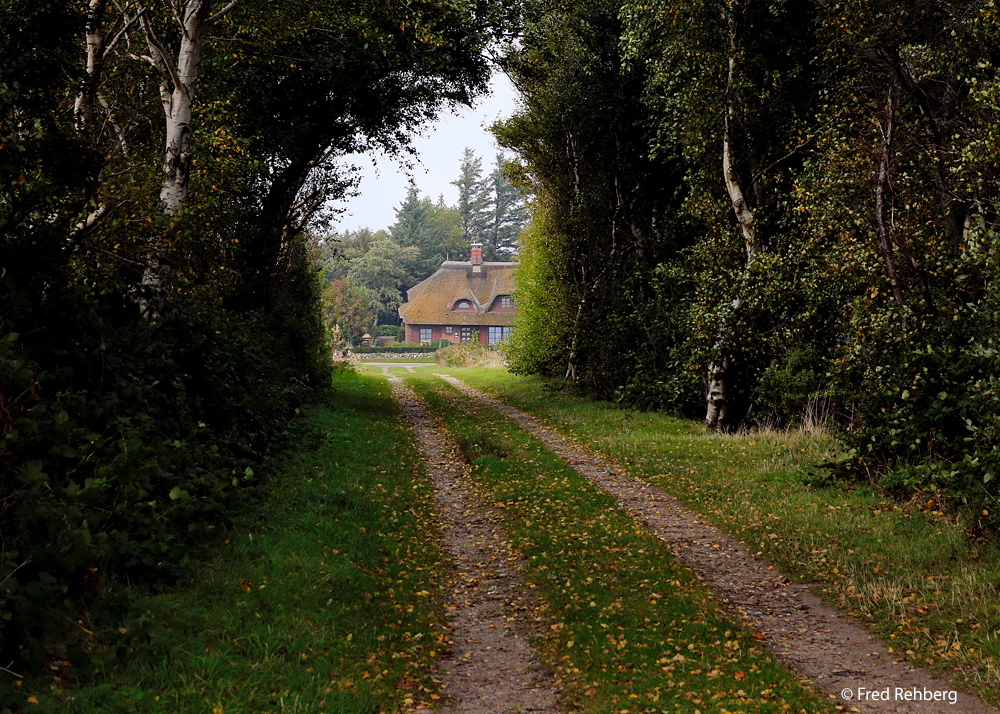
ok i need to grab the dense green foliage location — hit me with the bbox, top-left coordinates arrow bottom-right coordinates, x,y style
1,0 -> 497,675
322,277 -> 374,347
0,293 -> 315,683
500,0 -> 1000,519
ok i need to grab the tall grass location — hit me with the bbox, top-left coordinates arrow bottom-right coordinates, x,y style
435,342 -> 506,368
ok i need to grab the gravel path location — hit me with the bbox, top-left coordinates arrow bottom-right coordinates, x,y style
435,373 -> 999,714
388,377 -> 560,714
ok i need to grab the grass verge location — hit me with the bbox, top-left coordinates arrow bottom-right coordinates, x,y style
407,371 -> 836,714
442,366 -> 1000,705
18,372 -> 445,714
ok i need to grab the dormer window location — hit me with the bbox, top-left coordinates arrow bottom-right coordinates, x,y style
454,300 -> 472,310
500,295 -> 513,308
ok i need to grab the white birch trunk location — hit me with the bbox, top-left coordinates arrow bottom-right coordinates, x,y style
874,83 -> 907,328
72,0 -> 136,235
723,58 -> 760,263
155,0 -> 211,214
75,0 -> 105,138
564,299 -> 584,382
136,1 -> 238,316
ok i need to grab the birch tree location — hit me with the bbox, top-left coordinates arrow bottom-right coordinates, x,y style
136,0 -> 240,213
1,0 -> 511,666
73,0 -> 240,217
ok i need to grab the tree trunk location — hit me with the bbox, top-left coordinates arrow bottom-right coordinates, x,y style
705,345 -> 731,429
75,0 -> 106,141
153,0 -> 211,214
564,299 -> 584,382
136,1 -> 239,316
723,59 -> 759,262
873,82 -> 907,329
705,51 -> 759,430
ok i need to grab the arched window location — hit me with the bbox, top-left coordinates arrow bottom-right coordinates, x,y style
455,300 -> 472,310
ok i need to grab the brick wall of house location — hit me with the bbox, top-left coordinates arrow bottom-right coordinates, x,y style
405,325 -> 493,345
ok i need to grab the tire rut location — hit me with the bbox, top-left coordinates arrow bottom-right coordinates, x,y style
388,378 -> 560,714
434,373 -> 998,714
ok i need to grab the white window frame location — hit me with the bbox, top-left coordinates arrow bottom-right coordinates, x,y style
488,326 -> 512,345
419,328 -> 432,345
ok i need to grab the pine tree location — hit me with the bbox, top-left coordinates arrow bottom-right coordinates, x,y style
389,182 -> 432,249
451,147 -> 490,248
482,152 -> 528,260
389,182 -> 465,283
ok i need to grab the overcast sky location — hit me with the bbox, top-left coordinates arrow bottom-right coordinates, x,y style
332,73 -> 520,234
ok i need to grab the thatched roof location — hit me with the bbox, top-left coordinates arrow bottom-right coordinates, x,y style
399,261 -> 518,326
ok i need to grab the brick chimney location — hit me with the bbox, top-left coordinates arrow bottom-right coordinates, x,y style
470,242 -> 482,273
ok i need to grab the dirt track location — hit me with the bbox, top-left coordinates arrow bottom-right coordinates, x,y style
433,373 -> 998,714
388,377 -> 559,714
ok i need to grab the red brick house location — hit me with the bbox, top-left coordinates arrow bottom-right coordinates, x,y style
399,244 -> 517,346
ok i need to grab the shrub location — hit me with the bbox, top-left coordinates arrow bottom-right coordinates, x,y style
350,346 -> 437,354
754,349 -> 827,425
824,324 -> 1000,529
0,283 -> 323,670
503,208 -> 572,377
436,342 -> 503,368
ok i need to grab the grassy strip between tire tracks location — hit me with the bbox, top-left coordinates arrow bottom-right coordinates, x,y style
407,371 -> 836,714
442,366 -> 1000,706
20,372 -> 446,714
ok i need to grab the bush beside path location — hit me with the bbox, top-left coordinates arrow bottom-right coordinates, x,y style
18,373 -> 448,714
